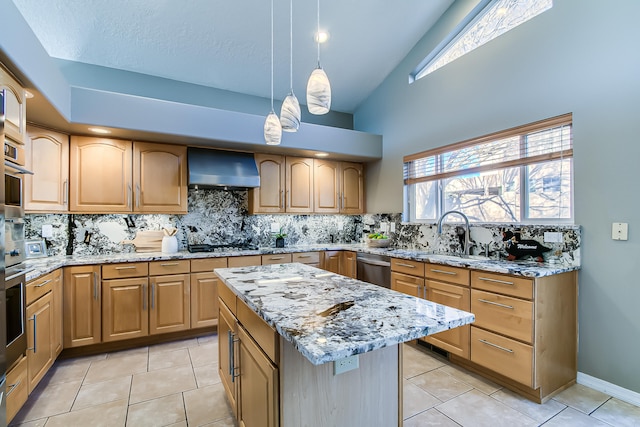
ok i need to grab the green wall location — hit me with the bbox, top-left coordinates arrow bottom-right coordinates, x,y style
356,0 -> 640,393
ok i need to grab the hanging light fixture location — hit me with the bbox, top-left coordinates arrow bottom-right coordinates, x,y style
264,0 -> 282,145
306,0 -> 331,115
280,0 -> 301,132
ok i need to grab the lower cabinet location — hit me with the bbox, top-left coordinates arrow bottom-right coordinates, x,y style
6,356 -> 28,424
149,273 -> 191,335
342,251 -> 357,278
191,258 -> 227,329
26,290 -> 54,394
321,250 -> 357,277
51,269 -> 64,357
292,252 -> 320,267
322,250 -> 341,274
102,277 -> 149,342
64,266 -> 102,348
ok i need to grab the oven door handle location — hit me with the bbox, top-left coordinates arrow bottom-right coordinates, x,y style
4,160 -> 34,175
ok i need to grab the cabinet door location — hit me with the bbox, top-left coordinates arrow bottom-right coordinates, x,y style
51,269 -> 64,357
391,272 -> 424,298
26,292 -> 53,394
340,162 -> 364,214
0,66 -> 26,144
133,142 -> 187,213
285,157 -> 314,212
69,136 -> 132,213
228,256 -> 262,268
63,266 -> 101,347
6,356 -> 28,424
313,160 -> 340,213
423,280 -> 470,358
250,154 -> 285,213
342,251 -> 357,278
237,324 -> 279,427
24,127 -> 70,212
102,277 -> 149,342
322,251 -> 341,274
218,301 -> 238,418
191,272 -> 219,328
149,274 -> 190,335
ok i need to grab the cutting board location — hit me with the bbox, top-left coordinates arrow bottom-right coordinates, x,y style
121,230 -> 165,252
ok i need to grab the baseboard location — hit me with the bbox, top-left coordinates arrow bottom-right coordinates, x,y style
577,372 -> 640,407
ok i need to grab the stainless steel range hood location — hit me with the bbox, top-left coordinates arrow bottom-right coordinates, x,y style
187,147 -> 260,189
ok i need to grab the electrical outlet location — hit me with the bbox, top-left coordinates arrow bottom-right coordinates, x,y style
270,223 -> 280,233
543,232 -> 562,243
612,222 -> 628,241
390,222 -> 396,232
334,354 -> 359,375
42,224 -> 54,238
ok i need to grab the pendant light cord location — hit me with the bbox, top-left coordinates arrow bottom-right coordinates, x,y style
316,0 -> 321,67
270,0 -> 275,112
289,0 -> 293,91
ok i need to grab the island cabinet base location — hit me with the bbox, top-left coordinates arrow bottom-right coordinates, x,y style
279,340 -> 402,427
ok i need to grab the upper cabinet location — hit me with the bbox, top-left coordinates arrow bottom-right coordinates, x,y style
69,136 -> 187,213
249,154 -> 314,214
0,65 -> 27,144
314,160 -> 364,214
24,126 -> 70,212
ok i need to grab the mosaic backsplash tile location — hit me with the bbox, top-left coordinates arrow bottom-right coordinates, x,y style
25,188 -> 580,267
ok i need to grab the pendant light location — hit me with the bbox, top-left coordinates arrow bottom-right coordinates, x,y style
306,0 -> 331,115
280,0 -> 301,132
264,0 -> 282,145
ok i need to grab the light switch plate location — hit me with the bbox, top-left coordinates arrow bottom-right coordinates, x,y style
270,223 -> 280,233
612,222 -> 628,241
42,224 -> 54,238
379,222 -> 389,233
544,232 -> 563,243
390,222 -> 396,232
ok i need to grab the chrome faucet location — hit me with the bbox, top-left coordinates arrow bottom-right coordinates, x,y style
437,210 -> 471,256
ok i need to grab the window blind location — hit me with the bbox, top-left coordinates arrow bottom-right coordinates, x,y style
403,113 -> 572,185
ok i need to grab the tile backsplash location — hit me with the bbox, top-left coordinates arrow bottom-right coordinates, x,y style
25,188 -> 580,267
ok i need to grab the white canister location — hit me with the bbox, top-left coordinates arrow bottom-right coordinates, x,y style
161,235 -> 178,254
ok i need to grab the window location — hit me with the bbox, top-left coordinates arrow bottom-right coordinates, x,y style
404,114 -> 573,224
410,0 -> 552,82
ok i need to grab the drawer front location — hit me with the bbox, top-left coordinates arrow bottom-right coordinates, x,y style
471,289 -> 533,343
218,280 -> 237,314
471,271 -> 533,299
425,264 -> 470,286
237,299 -> 278,363
471,327 -> 534,387
6,356 -> 28,423
26,272 -> 53,306
261,254 -> 293,265
391,258 -> 425,276
292,252 -> 320,264
191,258 -> 228,273
228,255 -> 262,267
103,262 -> 149,279
149,260 -> 190,276
391,272 -> 424,298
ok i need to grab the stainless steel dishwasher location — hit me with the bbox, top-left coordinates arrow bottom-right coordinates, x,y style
356,253 -> 391,288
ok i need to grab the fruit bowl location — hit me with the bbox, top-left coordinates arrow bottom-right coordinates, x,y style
366,237 -> 391,248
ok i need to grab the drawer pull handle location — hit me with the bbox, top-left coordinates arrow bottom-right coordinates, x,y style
35,279 -> 52,288
478,298 -> 514,310
297,255 -> 310,258
6,380 -> 21,396
160,262 -> 179,267
479,339 -> 514,353
396,263 -> 415,268
115,266 -> 138,270
269,257 -> 285,260
478,277 -> 514,286
430,268 -> 456,276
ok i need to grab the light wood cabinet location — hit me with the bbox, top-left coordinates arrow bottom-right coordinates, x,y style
424,279 -> 470,358
102,277 -> 149,342
292,252 -> 320,267
322,250 -> 342,274
342,251 -> 357,279
26,290 -> 54,394
190,258 -> 227,329
228,255 -> 262,267
51,269 -> 64,358
250,154 -> 314,214
6,356 -> 28,424
0,65 -> 27,144
261,254 -> 293,265
24,126 -> 70,212
314,160 -> 364,214
70,137 -> 187,213
391,271 -> 424,298
218,299 -> 239,418
149,273 -> 191,335
64,266 -> 102,348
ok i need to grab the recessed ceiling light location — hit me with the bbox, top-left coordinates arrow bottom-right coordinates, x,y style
314,31 -> 330,44
88,127 -> 112,135
24,90 -> 34,99
315,152 -> 329,157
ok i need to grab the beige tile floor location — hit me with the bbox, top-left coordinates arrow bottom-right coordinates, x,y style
10,335 -> 640,426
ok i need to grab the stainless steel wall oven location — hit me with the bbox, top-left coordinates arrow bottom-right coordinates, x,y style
4,269 -> 26,371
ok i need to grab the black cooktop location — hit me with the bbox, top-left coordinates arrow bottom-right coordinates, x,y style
187,243 -> 259,253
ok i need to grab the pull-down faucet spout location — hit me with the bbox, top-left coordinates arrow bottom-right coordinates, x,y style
437,210 -> 471,256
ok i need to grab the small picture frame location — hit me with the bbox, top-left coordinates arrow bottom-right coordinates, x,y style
25,239 -> 47,259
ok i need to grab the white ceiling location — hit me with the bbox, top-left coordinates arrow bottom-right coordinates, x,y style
12,0 -> 453,113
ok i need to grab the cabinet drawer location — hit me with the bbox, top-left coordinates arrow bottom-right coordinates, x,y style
471,327 -> 534,387
228,255 -> 262,267
391,258 -> 425,276
6,355 -> 28,423
391,272 -> 424,298
237,299 -> 278,363
218,281 -> 237,314
191,257 -> 228,273
261,254 -> 293,265
471,289 -> 533,343
103,262 -> 149,279
149,260 -> 190,276
471,271 -> 533,299
425,264 -> 469,286
292,252 -> 320,264
26,272 -> 53,306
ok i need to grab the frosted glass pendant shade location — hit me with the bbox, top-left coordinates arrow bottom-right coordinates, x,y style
306,67 -> 331,115
264,111 -> 282,145
280,93 -> 301,132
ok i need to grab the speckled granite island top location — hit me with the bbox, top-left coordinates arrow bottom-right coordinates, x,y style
214,262 -> 475,366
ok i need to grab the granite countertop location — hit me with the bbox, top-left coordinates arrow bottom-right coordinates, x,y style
214,263 -> 475,365
22,243 -> 579,282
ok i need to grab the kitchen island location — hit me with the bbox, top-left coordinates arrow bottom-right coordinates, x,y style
214,262 -> 475,427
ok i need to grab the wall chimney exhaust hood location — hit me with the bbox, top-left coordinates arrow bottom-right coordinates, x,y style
187,147 -> 260,189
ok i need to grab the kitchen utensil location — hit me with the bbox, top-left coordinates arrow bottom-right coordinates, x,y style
121,230 -> 164,252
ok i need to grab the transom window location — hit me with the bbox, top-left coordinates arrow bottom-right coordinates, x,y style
403,114 -> 573,224
410,0 -> 553,82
